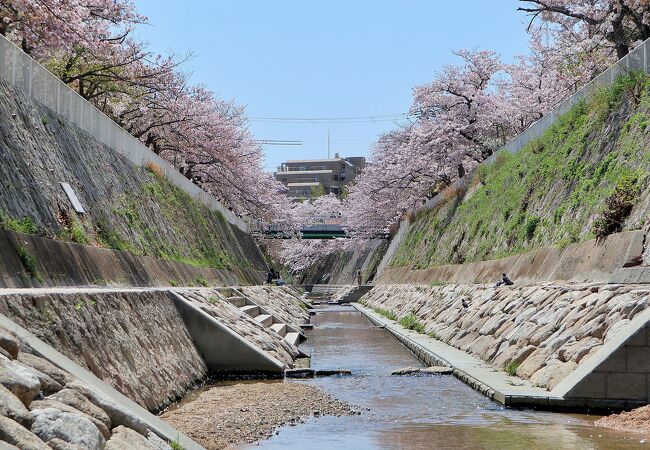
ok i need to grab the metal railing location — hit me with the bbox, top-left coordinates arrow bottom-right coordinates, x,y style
0,34 -> 249,232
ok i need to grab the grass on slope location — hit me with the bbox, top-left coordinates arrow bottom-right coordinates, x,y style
391,71 -> 650,269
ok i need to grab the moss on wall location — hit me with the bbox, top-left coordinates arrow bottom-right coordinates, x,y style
0,79 -> 265,274
390,72 -> 650,269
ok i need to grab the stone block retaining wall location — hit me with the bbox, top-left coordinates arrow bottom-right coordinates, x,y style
0,323 -> 178,449
360,283 -> 650,390
0,290 -> 207,411
237,286 -> 310,328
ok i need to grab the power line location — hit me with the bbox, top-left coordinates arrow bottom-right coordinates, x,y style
249,112 -> 417,124
255,139 -> 302,146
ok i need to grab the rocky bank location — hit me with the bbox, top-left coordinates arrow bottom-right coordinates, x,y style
360,282 -> 650,390
0,324 -> 173,449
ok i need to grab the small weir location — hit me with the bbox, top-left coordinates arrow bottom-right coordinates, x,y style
251,305 -> 648,450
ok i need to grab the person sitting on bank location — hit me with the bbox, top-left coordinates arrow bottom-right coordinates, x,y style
495,272 -> 514,288
266,268 -> 275,284
356,269 -> 362,286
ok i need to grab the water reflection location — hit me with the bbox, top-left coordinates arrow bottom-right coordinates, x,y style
252,305 -> 647,449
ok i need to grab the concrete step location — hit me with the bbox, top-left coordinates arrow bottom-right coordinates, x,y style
255,314 -> 273,327
226,296 -> 247,307
285,332 -> 300,346
216,288 -> 234,298
240,305 -> 260,317
270,323 -> 287,337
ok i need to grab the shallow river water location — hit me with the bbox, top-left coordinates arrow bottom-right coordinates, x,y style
252,305 -> 648,450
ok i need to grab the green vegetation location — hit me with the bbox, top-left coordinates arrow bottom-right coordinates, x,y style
69,218 -> 88,245
374,308 -> 397,321
310,185 -> 325,198
101,176 -> 243,270
16,244 -> 42,281
505,361 -> 520,377
169,279 -> 179,287
390,71 -> 650,269
0,212 -> 39,234
170,439 -> 185,450
593,174 -> 640,238
195,276 -> 209,287
399,314 -> 426,333
428,331 -> 441,340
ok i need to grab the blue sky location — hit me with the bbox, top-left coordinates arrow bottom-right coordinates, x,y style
134,1 -> 531,172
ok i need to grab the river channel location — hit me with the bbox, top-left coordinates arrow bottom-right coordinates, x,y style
251,304 -> 648,450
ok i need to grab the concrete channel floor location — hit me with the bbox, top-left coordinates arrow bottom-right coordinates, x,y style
352,303 -> 561,407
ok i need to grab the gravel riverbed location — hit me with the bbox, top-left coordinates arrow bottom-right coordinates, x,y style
159,380 -> 356,449
596,406 -> 650,435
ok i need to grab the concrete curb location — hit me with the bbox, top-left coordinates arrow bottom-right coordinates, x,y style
352,303 -> 561,408
0,313 -> 205,450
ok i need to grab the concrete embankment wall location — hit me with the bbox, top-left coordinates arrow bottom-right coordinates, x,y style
172,288 -> 302,368
300,239 -> 388,285
379,230 -> 649,285
0,315 -> 203,449
360,282 -> 650,396
0,79 -> 267,287
0,229 -> 262,288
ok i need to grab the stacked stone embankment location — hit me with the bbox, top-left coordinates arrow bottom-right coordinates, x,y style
360,282 -> 650,390
237,286 -> 310,328
0,290 -> 207,411
174,289 -> 302,366
0,324 -> 173,449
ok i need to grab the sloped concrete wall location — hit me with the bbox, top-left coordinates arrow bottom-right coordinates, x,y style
378,230 -> 647,285
172,289 -> 301,367
0,229 -> 263,288
299,239 -> 388,285
0,289 -> 207,411
169,291 -> 287,373
0,79 -> 267,286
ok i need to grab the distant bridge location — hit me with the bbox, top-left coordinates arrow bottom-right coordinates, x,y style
254,224 -> 388,239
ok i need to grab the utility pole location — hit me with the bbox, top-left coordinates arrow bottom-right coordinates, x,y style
327,129 -> 330,159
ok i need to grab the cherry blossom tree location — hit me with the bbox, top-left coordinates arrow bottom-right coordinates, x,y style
345,50 -> 506,235
518,0 -> 650,60
0,0 -> 291,221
